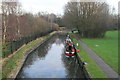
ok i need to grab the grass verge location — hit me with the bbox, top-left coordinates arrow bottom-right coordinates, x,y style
71,35 -> 107,78
2,31 -> 56,78
81,31 -> 118,74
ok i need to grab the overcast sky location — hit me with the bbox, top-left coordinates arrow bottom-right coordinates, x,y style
20,0 -> 120,15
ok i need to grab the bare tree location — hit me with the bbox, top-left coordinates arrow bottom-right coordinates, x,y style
1,2 -> 59,57
63,1 -> 113,38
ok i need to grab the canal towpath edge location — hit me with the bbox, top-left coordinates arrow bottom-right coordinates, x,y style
74,34 -> 118,79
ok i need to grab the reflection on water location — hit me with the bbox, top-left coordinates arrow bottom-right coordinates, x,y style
17,34 -> 85,78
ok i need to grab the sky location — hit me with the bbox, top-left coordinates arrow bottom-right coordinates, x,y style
20,0 -> 120,15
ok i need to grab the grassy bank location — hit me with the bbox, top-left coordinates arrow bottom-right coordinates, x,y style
71,37 -> 107,78
2,31 -> 56,78
81,31 -> 118,73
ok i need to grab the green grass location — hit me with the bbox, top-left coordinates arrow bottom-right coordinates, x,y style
2,32 -> 56,78
72,37 -> 107,78
81,30 -> 118,74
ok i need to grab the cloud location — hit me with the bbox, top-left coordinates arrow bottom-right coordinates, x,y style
20,0 -> 68,14
20,0 -> 119,14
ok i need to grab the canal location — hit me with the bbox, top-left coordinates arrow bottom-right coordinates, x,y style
16,33 -> 86,78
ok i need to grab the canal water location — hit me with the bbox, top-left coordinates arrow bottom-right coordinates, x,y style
16,33 -> 85,78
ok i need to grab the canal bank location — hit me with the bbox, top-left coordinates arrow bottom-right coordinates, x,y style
70,34 -> 108,78
15,32 -> 89,79
2,31 -> 56,79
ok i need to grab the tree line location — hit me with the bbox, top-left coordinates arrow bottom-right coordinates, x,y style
63,1 -> 118,38
1,1 -> 59,57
